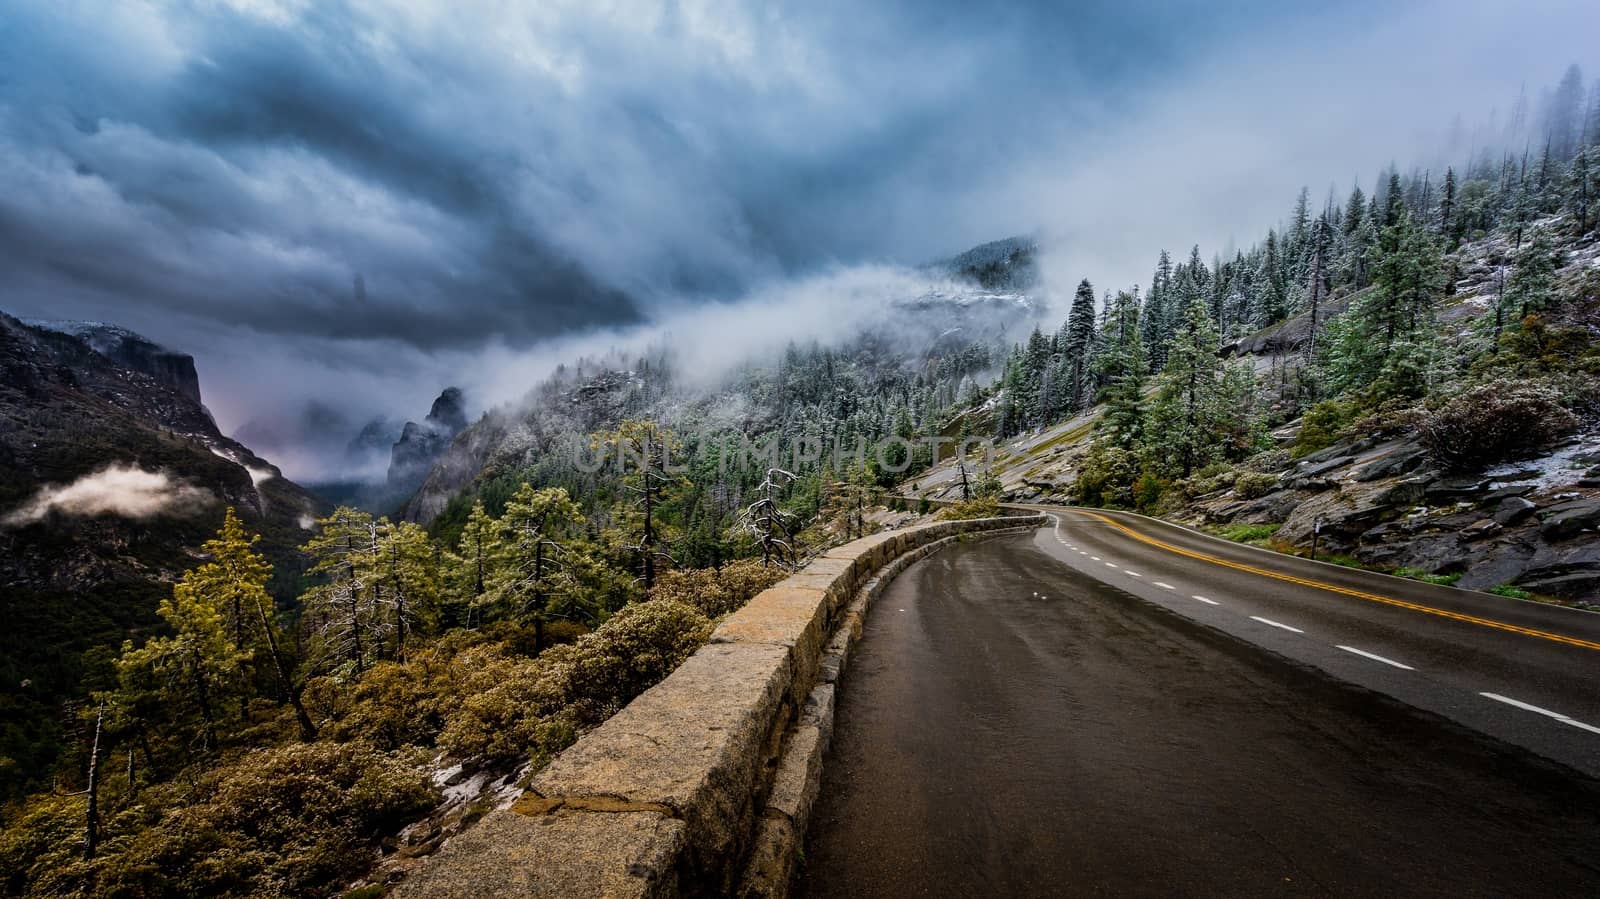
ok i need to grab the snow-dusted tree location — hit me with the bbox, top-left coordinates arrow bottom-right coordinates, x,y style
1145,296 -> 1225,478
445,499 -> 499,628
594,420 -> 687,593
1062,278 -> 1099,410
739,468 -> 797,568
1093,288 -> 1146,446
492,484 -> 586,642
300,507 -> 382,676
1504,227 -> 1563,322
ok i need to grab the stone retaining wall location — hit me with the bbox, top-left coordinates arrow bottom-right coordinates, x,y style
397,514 -> 1045,898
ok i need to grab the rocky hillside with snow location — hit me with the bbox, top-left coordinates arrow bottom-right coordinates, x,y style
403,259 -> 1045,526
911,217 -> 1600,606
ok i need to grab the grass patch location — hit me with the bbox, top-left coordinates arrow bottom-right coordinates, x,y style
1487,584 -> 1532,600
1219,523 -> 1280,545
1393,567 -> 1464,586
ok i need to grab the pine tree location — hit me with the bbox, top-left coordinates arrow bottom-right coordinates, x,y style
300,507 -> 381,676
1504,227 -> 1562,322
594,420 -> 687,593
116,566 -> 248,756
1146,296 -> 1224,478
445,499 -> 499,628
1257,230 -> 1288,325
373,519 -> 439,662
1571,147 -> 1593,233
1093,289 -> 1146,446
493,484 -> 586,643
1062,278 -> 1098,410
1343,183 -> 1366,235
1439,167 -> 1457,243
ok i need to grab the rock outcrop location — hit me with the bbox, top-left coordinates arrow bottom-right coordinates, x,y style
387,387 -> 469,497
24,319 -> 203,403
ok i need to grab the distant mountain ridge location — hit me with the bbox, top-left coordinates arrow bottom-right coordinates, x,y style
935,235 -> 1040,291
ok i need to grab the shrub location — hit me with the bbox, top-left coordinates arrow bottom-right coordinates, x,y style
935,497 -> 1001,520
1220,523 -> 1280,544
1416,380 -> 1578,470
1132,472 -> 1167,512
1075,445 -> 1140,507
437,600 -> 711,760
651,559 -> 788,618
1393,567 -> 1462,586
1488,584 -> 1532,600
1292,400 -> 1354,458
1234,471 -> 1281,499
95,743 -> 436,897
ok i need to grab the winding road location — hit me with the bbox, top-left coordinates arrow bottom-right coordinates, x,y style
799,508 -> 1600,896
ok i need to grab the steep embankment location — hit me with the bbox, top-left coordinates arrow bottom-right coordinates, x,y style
0,312 -> 327,796
911,223 -> 1600,605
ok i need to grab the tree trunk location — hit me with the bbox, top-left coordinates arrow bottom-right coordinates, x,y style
84,705 -> 103,859
253,598 -> 317,741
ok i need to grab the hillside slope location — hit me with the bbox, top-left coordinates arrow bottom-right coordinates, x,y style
0,312 -> 326,797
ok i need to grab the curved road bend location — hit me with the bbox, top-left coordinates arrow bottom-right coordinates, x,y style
799,527 -> 1600,897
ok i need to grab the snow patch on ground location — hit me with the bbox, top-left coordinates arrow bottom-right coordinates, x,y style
1485,438 -> 1600,491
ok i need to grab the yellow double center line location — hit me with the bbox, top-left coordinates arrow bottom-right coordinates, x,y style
1064,509 -> 1600,652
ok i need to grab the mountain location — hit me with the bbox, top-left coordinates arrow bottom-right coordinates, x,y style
401,265 -> 1043,526
22,320 -> 203,404
387,387 -> 468,498
937,235 -> 1040,291
0,312 -> 327,798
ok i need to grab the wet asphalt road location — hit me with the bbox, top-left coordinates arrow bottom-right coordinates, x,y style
798,533 -> 1600,897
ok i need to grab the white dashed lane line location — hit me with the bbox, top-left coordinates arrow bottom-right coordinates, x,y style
1336,645 -> 1414,670
1105,562 -> 1118,569
1481,693 -> 1600,735
1250,615 -> 1303,634
1125,571 -> 1142,577
1154,582 -> 1175,590
1191,595 -> 1219,605
1090,555 -> 1101,561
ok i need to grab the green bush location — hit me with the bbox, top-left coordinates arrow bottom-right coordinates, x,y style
1220,523 -> 1280,544
935,497 -> 1001,520
1075,445 -> 1140,507
1488,584 -> 1532,600
1393,567 -> 1462,586
1233,471 -> 1281,499
95,742 -> 437,897
1292,400 -> 1354,458
651,559 -> 788,618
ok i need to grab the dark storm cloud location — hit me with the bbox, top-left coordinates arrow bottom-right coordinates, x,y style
0,0 -> 1291,354
1,0 -> 1596,480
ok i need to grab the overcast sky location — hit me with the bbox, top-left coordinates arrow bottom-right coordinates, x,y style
2,0 -> 1597,479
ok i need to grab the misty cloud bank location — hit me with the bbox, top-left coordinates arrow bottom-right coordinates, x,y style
2,465 -> 214,526
1,0 -> 1596,481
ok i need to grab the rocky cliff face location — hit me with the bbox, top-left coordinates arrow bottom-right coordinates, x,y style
387,387 -> 469,498
24,319 -> 203,404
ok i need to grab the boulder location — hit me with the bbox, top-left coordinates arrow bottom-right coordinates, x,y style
1295,456 -> 1356,478
1461,519 -> 1501,540
1492,497 -> 1537,526
1424,477 -> 1491,504
1539,499 -> 1600,541
1351,447 -> 1428,482
1482,484 -> 1535,502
